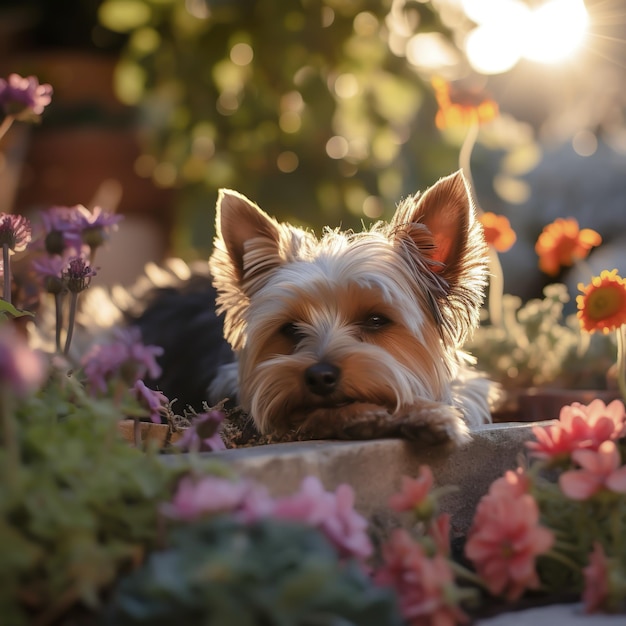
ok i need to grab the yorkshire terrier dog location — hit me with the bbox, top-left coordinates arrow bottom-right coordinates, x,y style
204,170 -> 499,446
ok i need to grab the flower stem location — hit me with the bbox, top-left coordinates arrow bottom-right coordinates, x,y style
63,292 -> 79,356
617,324 -> 626,406
0,116 -> 14,142
2,243 -> 11,304
54,292 -> 64,353
458,120 -> 505,327
0,385 -> 18,492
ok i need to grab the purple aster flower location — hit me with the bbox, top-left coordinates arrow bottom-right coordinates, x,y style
174,410 -> 226,453
0,213 -> 32,252
131,379 -> 169,423
75,205 -> 123,251
31,255 -> 66,294
0,73 -> 53,121
81,327 -> 164,394
0,324 -> 47,397
39,206 -> 85,255
62,256 -> 96,293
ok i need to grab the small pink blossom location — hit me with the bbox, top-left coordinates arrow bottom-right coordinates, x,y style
131,379 -> 169,423
39,206 -> 86,255
427,512 -> 451,557
174,410 -> 226,452
0,73 -> 52,120
0,325 -> 47,396
31,254 -> 66,294
488,468 -> 530,499
559,440 -> 626,500
375,528 -> 468,625
583,542 -> 611,613
272,476 -> 373,560
389,466 -> 435,518
161,475 -> 273,523
465,490 -> 554,601
75,205 -> 123,251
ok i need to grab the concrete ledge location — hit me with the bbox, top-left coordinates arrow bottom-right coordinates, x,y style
211,421 -> 544,539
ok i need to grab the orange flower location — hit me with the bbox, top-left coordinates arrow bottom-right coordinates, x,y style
577,269 -> 626,334
432,77 -> 498,129
534,217 -> 601,276
479,212 -> 516,252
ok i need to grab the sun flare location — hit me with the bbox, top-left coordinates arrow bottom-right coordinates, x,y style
462,0 -> 589,75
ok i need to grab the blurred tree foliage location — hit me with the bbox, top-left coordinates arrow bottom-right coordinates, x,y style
98,0 -> 461,257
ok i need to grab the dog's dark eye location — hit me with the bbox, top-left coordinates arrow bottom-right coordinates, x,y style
280,322 -> 305,343
362,314 -> 391,331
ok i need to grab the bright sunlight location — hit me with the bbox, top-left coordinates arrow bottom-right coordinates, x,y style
463,0 -> 589,74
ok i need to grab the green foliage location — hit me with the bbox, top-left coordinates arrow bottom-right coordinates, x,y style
99,0 -> 458,254
0,367 -> 186,625
104,516 -> 403,626
465,283 -> 616,390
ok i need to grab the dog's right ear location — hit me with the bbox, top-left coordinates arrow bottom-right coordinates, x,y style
209,190 -> 284,349
214,189 -> 282,284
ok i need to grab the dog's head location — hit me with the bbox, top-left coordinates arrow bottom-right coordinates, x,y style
209,171 -> 488,437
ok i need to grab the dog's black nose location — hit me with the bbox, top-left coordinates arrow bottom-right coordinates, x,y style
305,362 -> 340,396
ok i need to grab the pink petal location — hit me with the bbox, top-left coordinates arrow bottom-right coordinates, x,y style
559,471 -> 603,500
606,465 -> 626,493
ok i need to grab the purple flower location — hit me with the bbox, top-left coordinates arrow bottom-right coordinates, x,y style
174,410 -> 226,453
0,214 -> 32,252
131,379 -> 169,423
81,327 -> 164,394
31,255 -> 66,294
39,206 -> 84,255
160,475 -> 273,523
0,325 -> 47,396
0,73 -> 52,121
75,205 -> 123,250
62,256 -> 96,293
272,476 -> 373,560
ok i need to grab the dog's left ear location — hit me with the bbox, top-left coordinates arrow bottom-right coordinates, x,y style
391,170 -> 482,287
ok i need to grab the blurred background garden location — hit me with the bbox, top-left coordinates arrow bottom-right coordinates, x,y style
0,0 -> 624,300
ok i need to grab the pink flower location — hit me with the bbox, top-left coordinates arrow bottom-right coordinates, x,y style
0,325 -> 47,396
427,513 -> 451,557
272,476 -> 373,560
559,440 -> 626,500
389,466 -> 435,518
131,379 -> 169,423
375,528 -> 468,625
0,73 -> 52,120
583,543 -> 610,613
527,400 -> 626,462
174,410 -> 226,452
465,490 -> 554,601
488,468 -> 530,499
0,213 -> 31,252
32,254 -> 66,294
161,475 -> 273,523
39,206 -> 85,255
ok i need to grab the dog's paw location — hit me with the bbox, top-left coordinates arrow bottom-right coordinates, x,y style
395,401 -> 471,447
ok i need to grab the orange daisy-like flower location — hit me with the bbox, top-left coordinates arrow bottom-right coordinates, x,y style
432,77 -> 499,130
577,269 -> 626,334
479,212 -> 516,253
534,218 -> 602,276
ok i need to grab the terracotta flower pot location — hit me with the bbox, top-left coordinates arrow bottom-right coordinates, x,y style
492,387 -> 622,423
117,419 -> 184,448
